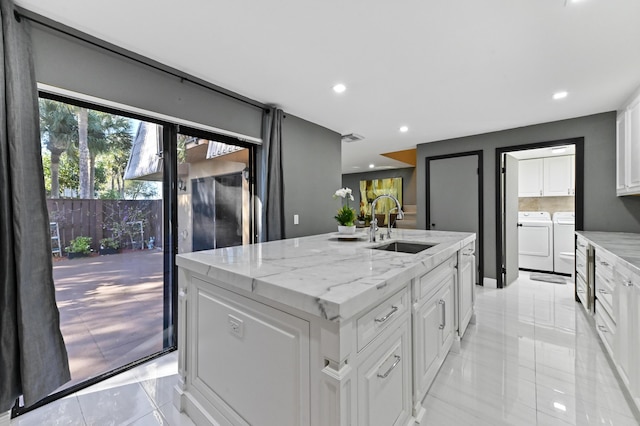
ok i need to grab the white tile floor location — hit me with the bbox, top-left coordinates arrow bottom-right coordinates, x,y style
11,272 -> 640,425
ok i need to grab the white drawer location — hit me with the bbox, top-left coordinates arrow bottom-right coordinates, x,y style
357,288 -> 409,352
595,268 -> 615,323
417,256 -> 455,303
595,300 -> 616,358
595,250 -> 615,281
576,235 -> 588,257
576,250 -> 588,282
576,273 -> 588,309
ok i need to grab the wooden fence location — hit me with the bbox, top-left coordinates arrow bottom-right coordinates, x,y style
46,198 -> 163,254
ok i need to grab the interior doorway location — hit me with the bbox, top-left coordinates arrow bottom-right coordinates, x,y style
495,138 -> 584,289
426,151 -> 483,284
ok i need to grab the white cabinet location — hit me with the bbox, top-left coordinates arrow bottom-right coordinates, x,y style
412,257 -> 455,412
614,264 -> 638,396
543,155 -> 574,196
617,113 -> 628,193
518,158 -> 544,197
457,243 -> 476,341
519,156 -> 574,197
357,318 -> 412,426
188,277 -> 310,426
617,94 -> 640,196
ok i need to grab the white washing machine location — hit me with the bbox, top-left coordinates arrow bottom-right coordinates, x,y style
518,211 -> 554,272
553,212 -> 575,275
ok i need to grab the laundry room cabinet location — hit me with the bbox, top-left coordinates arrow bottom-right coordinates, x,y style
518,156 -> 574,197
617,94 -> 640,196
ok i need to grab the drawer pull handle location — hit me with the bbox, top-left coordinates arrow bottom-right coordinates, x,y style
577,243 -> 586,248
597,325 -> 608,333
439,299 -> 446,330
598,289 -> 608,294
375,306 -> 398,323
600,261 -> 610,267
577,289 -> 585,293
577,264 -> 584,268
377,355 -> 401,379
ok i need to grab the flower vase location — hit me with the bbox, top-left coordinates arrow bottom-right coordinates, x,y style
338,225 -> 356,235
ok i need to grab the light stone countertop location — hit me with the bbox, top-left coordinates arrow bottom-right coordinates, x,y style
576,231 -> 640,276
176,229 -> 475,323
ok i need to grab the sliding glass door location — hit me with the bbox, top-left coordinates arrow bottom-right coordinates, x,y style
176,129 -> 253,255
15,94 -> 255,416
16,95 -> 172,414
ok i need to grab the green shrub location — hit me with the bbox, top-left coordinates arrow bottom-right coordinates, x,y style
66,236 -> 92,254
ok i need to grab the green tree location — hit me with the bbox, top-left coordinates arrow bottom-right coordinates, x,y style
39,99 -> 77,198
77,107 -> 91,198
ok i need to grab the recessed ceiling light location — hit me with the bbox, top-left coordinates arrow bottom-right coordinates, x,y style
552,147 -> 566,154
369,164 -> 375,169
333,83 -> 346,94
399,126 -> 409,133
553,91 -> 568,100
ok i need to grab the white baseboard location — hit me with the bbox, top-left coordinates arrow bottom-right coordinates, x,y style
0,410 -> 10,426
483,277 -> 497,288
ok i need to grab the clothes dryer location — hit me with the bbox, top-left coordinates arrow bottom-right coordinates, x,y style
518,211 -> 553,272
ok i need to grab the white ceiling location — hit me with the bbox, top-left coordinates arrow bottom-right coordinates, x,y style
16,0 -> 640,173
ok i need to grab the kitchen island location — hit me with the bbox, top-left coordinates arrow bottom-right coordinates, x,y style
174,229 -> 476,426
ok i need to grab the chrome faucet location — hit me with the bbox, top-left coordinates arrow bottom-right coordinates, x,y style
369,195 -> 404,242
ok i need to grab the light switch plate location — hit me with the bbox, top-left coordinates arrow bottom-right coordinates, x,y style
294,214 -> 299,225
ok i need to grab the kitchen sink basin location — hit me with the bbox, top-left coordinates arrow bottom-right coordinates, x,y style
371,241 -> 436,254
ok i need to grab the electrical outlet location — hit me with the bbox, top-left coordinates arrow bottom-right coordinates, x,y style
294,214 -> 299,225
228,314 -> 243,338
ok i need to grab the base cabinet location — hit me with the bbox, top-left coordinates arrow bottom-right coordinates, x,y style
187,278 -> 310,426
357,319 -> 412,426
412,257 -> 456,411
457,243 -> 476,340
176,243 -> 475,426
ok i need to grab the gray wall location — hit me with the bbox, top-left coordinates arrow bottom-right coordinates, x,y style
417,112 -> 640,280
281,114 -> 342,238
30,24 -> 263,140
342,167 -> 417,208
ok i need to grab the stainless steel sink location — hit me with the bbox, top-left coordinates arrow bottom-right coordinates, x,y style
370,241 -> 436,254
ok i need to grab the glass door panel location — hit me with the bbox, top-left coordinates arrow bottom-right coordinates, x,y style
38,97 -> 171,395
176,132 -> 252,254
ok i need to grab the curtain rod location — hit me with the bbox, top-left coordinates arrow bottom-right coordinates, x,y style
13,6 -> 267,112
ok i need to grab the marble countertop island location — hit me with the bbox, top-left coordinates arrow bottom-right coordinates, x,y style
176,229 -> 475,323
576,231 -> 640,275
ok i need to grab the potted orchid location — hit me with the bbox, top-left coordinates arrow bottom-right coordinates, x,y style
333,187 -> 357,234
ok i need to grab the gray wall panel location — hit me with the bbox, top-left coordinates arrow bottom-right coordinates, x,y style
31,25 -> 263,139
281,114 -> 342,238
417,112 -> 640,280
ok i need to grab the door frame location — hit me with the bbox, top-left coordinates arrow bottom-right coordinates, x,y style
426,150 -> 484,285
495,137 -> 584,289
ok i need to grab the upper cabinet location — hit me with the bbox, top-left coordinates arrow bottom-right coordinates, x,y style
544,155 -> 575,196
519,156 -> 574,197
617,93 -> 640,196
518,158 -> 544,197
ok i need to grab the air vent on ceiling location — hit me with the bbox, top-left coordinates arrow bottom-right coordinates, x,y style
341,133 -> 364,143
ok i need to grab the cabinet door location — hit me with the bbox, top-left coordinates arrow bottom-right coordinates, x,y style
413,295 -> 442,400
617,112 -> 628,195
543,156 -> 574,196
457,251 -> 475,338
358,321 -> 412,426
518,158 -> 543,197
439,278 -> 455,351
627,99 -> 640,193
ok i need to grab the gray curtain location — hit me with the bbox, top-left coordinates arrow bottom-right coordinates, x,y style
0,0 -> 70,412
257,107 -> 284,242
